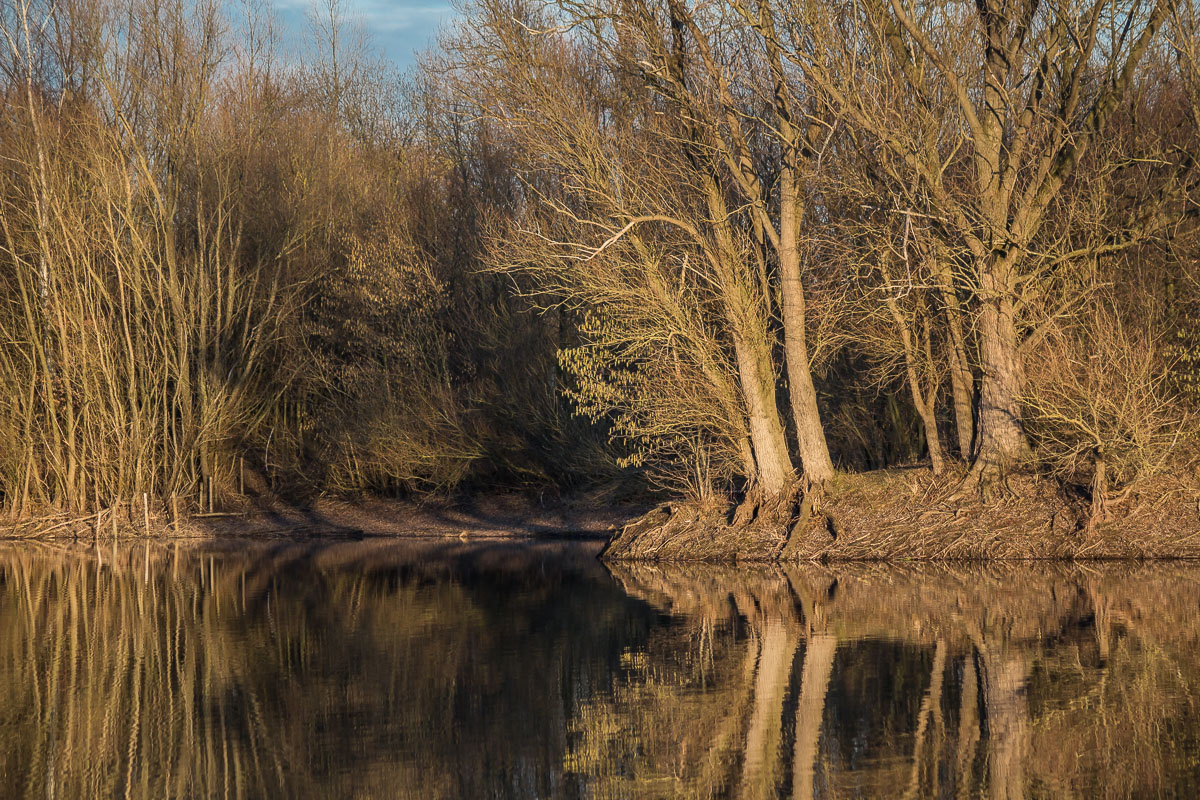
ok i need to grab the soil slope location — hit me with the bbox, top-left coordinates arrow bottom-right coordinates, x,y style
601,467 -> 1200,562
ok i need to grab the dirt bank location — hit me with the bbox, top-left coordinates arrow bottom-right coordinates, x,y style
3,492 -> 647,541
601,466 -> 1200,562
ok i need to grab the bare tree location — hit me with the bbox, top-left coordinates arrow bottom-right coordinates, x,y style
792,0 -> 1180,489
449,0 -> 805,505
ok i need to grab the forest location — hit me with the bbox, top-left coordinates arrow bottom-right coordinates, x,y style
1,0 -> 1198,553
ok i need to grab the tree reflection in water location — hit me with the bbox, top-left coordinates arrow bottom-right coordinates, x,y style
0,541 -> 1198,798
589,562 -> 1200,799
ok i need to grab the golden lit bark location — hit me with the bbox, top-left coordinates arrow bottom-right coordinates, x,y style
779,170 -> 835,485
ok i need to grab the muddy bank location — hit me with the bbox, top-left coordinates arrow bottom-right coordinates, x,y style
601,467 -> 1200,562
2,493 -> 647,541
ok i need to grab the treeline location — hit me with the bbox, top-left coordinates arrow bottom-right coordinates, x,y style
0,0 -> 1197,520
441,0 -> 1200,507
0,0 -> 600,518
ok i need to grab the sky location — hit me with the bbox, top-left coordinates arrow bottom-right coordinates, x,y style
271,0 -> 455,68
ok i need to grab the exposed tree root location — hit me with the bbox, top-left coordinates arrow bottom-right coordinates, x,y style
947,452 -> 1031,506
602,467 -> 1200,562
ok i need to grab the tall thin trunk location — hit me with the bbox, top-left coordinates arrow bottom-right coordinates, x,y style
706,182 -> 796,499
918,314 -> 946,473
881,263 -> 945,473
779,169 -> 835,485
18,4 -> 55,381
932,259 -> 975,457
731,320 -> 796,498
16,1 -> 69,505
904,337 -> 944,474
664,20 -> 798,502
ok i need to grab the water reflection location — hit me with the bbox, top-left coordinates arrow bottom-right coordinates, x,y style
598,563 -> 1200,799
1,541 -> 1198,798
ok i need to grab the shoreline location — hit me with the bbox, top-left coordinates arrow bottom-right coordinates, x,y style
601,467 -> 1200,562
6,468 -> 1200,563
1,493 -> 646,542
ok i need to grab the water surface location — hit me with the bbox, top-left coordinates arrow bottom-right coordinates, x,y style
1,538 -> 1198,798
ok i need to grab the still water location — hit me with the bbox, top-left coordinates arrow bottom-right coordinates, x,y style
1,538 -> 1198,799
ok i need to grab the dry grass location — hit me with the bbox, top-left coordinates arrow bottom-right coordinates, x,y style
603,466 -> 1200,562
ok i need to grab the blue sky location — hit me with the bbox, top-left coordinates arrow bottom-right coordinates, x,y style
271,1 -> 455,68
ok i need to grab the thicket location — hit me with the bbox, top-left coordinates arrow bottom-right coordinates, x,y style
0,0 -> 598,520
445,0 -> 1200,512
1,0 -> 1198,524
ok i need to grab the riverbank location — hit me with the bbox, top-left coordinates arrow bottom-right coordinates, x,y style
601,466 -> 1200,561
10,466 -> 1200,560
1,492 -> 647,541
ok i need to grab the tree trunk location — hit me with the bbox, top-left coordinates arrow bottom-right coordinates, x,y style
932,259 -> 976,457
733,324 -> 796,499
706,180 -> 797,500
970,263 -> 1030,482
1089,449 -> 1108,528
779,170 -> 835,485
881,265 -> 945,474
792,633 -> 837,800
918,314 -> 946,474
906,355 -> 944,473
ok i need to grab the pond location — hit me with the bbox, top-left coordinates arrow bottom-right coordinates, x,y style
1,538 -> 1198,798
